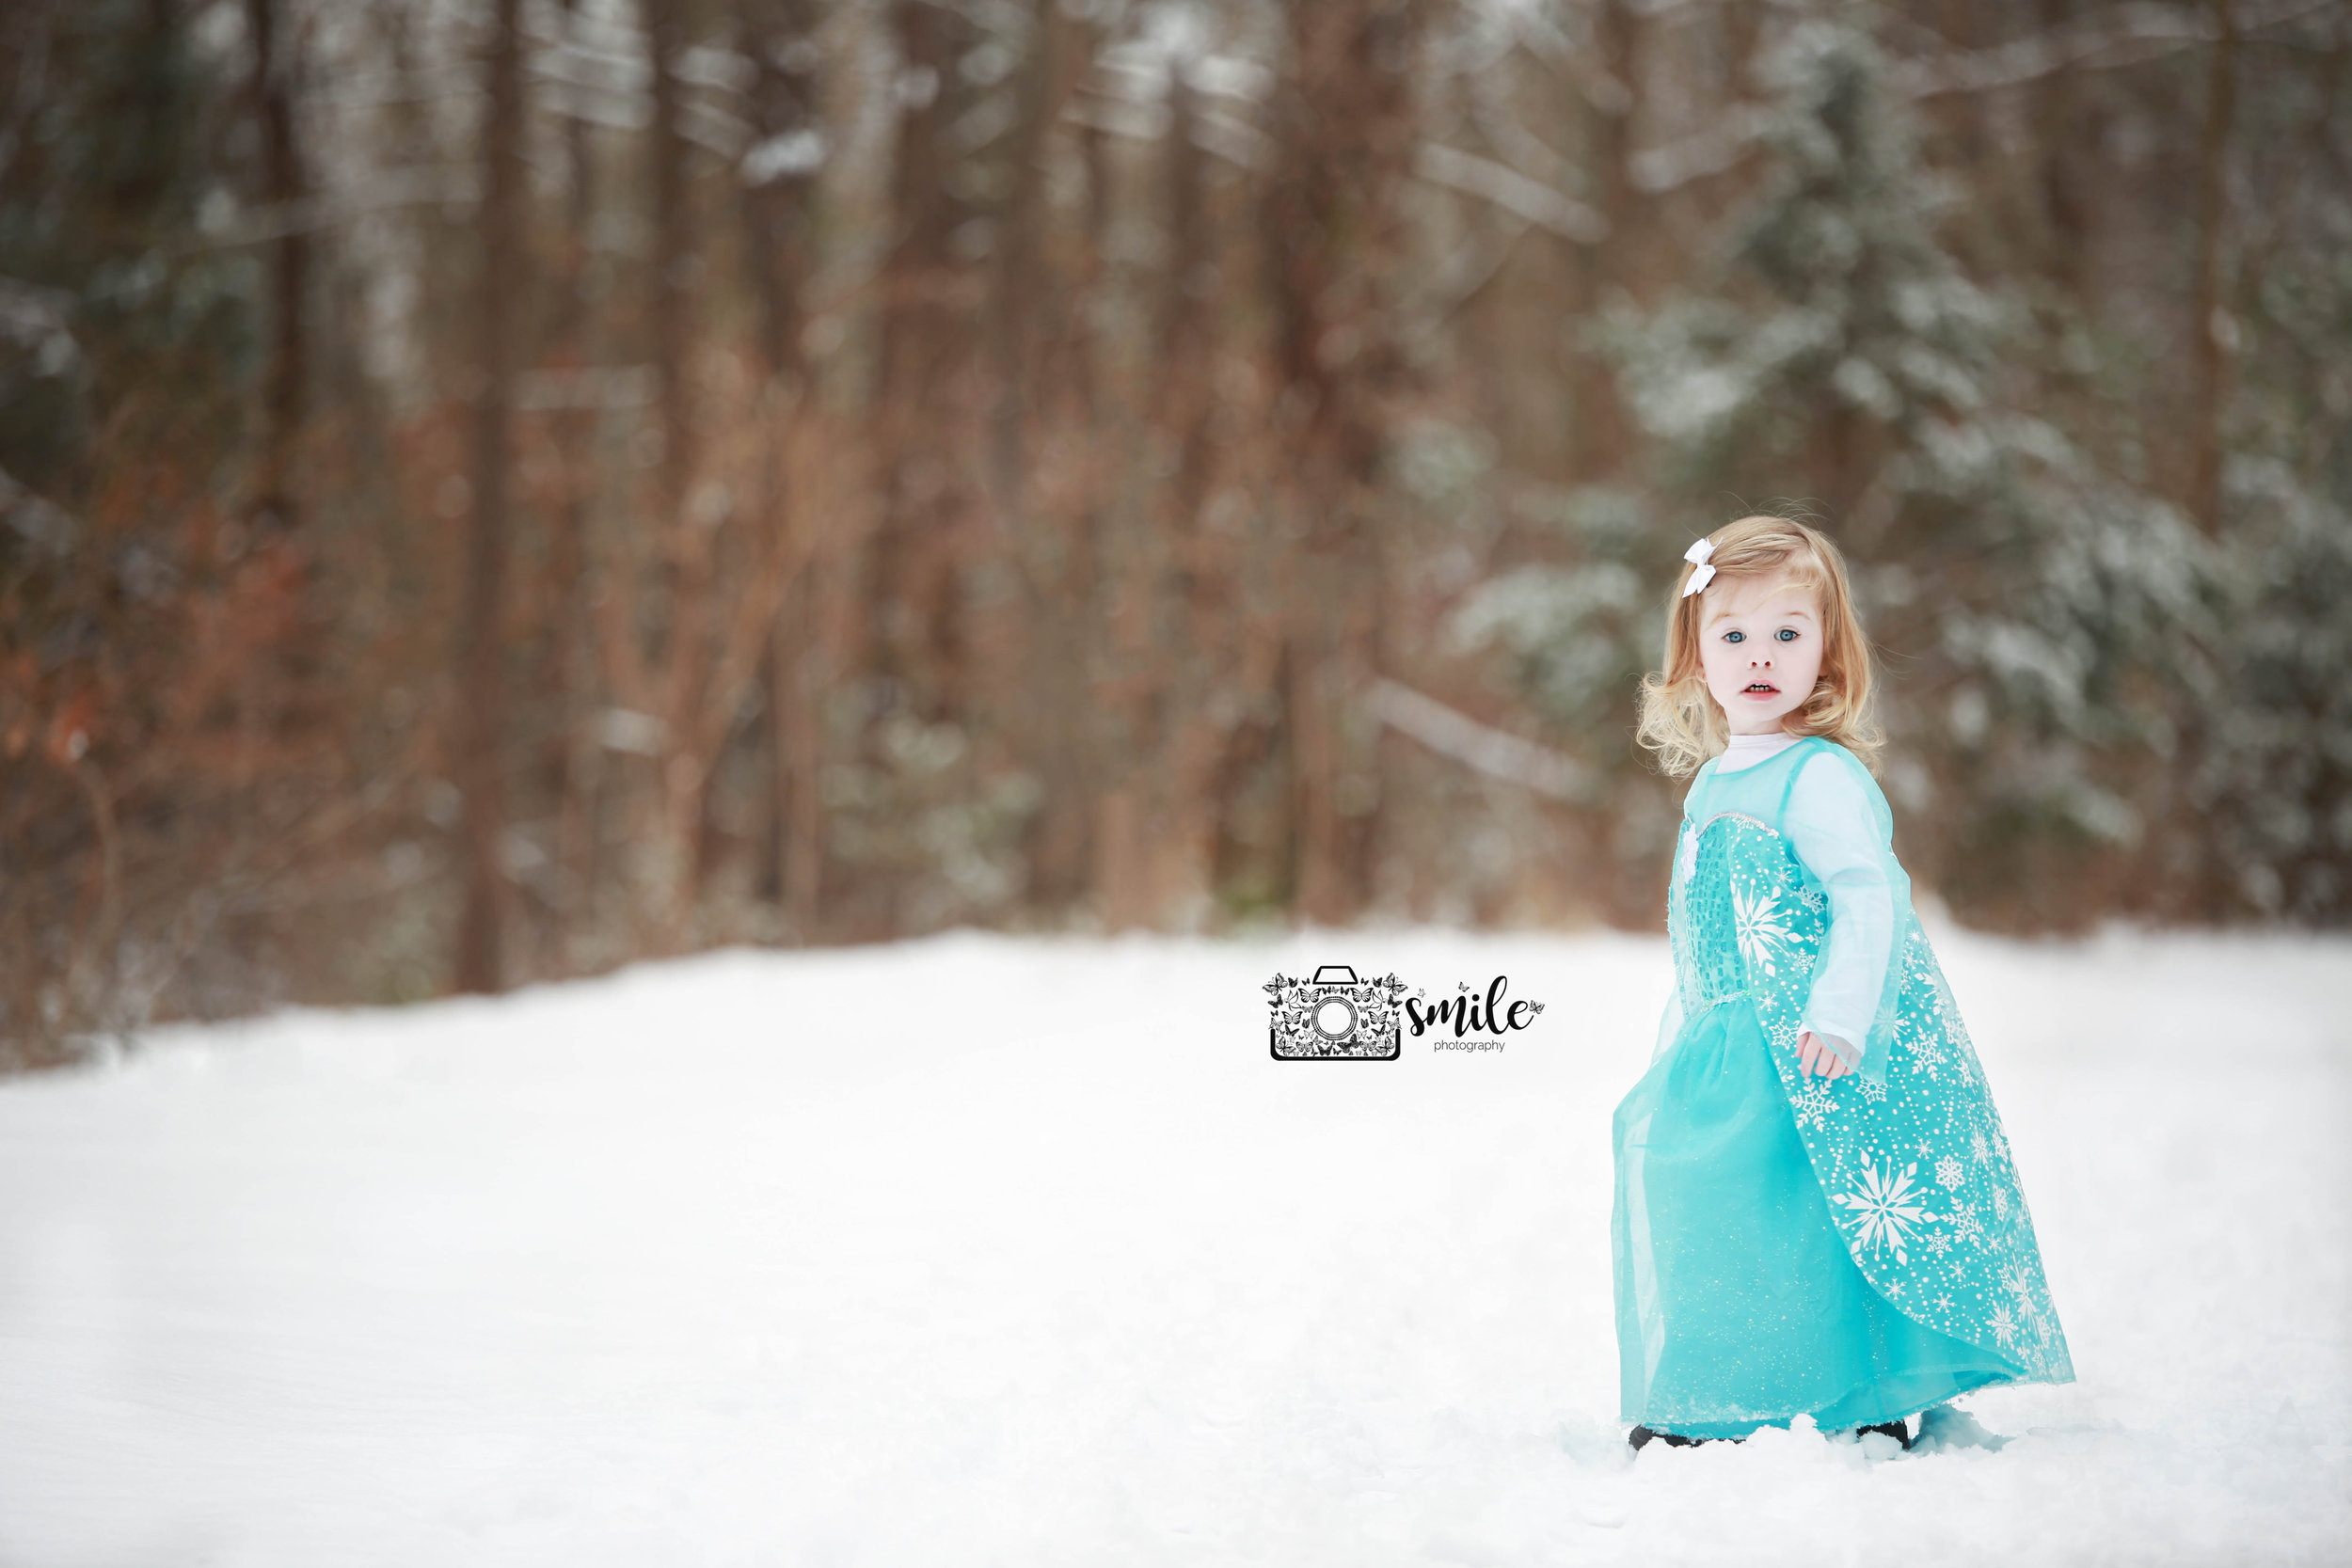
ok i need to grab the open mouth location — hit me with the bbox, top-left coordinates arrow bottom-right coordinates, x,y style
1742,681 -> 1780,696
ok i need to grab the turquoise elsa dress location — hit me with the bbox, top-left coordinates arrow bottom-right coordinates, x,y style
1612,736 -> 2075,1440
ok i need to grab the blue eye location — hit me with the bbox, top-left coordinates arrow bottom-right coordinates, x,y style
1776,627 -> 1798,642
1723,629 -> 1744,643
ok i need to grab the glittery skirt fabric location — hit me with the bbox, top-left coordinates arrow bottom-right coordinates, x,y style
1611,994 -> 2026,1439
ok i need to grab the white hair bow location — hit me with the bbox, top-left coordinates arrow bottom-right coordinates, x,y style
1680,537 -> 1717,598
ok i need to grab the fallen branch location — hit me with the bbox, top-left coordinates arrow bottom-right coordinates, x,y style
1365,677 -> 1588,800
1413,142 -> 1610,245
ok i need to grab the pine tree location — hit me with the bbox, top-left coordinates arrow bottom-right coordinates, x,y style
0,0 -> 251,498
2182,37 -> 2352,927
1586,18 -> 2214,927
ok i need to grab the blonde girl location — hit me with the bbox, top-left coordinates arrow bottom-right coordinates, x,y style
1612,515 -> 2074,1452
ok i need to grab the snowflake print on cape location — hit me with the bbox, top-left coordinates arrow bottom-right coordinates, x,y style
1790,1077 -> 1836,1132
1935,1156 -> 1964,1191
1831,1150 -> 1935,1264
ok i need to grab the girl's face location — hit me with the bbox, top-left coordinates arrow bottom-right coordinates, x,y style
1695,569 -> 1826,736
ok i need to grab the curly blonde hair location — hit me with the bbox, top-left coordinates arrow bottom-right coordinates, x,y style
1634,514 -> 1884,778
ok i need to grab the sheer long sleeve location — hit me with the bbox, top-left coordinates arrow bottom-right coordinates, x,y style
1779,751 -> 1903,1079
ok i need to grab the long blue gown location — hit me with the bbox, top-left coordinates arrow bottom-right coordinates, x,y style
1612,736 -> 2074,1440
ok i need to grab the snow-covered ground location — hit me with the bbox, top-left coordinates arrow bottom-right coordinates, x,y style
0,923 -> 2345,1566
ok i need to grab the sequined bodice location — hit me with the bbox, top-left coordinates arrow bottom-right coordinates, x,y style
1669,811 -> 1827,1020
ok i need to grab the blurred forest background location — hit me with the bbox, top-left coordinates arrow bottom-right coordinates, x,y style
2,0 -> 2346,1067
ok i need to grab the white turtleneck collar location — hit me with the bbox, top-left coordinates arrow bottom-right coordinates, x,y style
1715,730 -> 1802,773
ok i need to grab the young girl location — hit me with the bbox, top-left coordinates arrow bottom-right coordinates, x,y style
1612,514 -> 2074,1453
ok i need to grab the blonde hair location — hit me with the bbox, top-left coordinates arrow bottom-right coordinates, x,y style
1634,514 -> 1884,778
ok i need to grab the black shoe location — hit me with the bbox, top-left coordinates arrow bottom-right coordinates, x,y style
1629,1424 -> 1709,1450
1853,1418 -> 1913,1450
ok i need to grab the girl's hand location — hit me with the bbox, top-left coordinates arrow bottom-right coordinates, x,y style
1795,1029 -> 1851,1081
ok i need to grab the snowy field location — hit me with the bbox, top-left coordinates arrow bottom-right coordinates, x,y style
1,923 -> 2346,1566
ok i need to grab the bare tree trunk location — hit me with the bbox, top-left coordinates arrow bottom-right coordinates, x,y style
982,1 -> 1104,921
245,0 -> 306,535
2185,0 -> 2238,535
454,0 -> 525,994
739,0 -> 821,388
1051,97 -> 1118,922
1258,0 -> 1421,927
844,0 -> 987,936
540,0 -> 598,969
737,0 -> 825,932
984,0 -> 1081,522
1568,0 -> 1638,483
646,0 -> 709,944
1125,60 -> 1229,931
866,0 -> 980,733
2032,0 -> 2093,298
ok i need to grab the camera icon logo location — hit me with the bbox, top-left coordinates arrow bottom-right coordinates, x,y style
1266,965 -> 1408,1061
